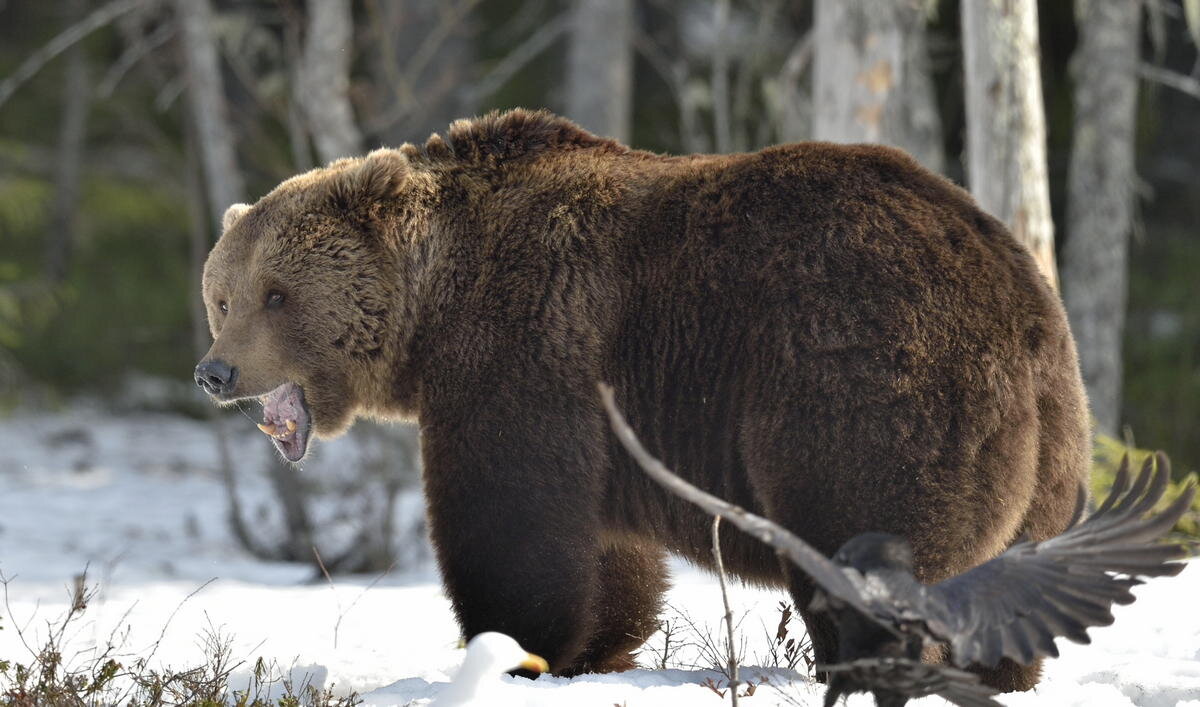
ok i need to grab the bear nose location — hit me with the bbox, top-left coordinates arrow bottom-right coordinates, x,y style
194,359 -> 238,397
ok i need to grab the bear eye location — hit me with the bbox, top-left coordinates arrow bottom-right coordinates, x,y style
266,291 -> 285,309
218,300 -> 228,314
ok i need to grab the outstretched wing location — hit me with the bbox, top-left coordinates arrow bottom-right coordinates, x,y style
598,384 -> 878,618
819,657 -> 1002,707
925,453 -> 1194,669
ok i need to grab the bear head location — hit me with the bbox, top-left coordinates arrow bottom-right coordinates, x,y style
195,149 -> 420,462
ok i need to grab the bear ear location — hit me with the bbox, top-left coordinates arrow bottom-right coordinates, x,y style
326,149 -> 408,216
222,203 -> 251,232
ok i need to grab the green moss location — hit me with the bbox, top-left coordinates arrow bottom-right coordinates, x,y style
1091,434 -> 1200,537
0,173 -> 194,393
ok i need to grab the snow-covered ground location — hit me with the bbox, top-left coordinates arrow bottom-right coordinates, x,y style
1,407 -> 1198,706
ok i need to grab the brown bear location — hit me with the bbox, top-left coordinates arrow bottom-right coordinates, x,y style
195,109 -> 1090,692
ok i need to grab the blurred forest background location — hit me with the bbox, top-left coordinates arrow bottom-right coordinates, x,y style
1,0 -> 1199,563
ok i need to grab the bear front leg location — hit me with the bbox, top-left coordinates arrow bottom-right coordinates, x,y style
419,393 -> 607,674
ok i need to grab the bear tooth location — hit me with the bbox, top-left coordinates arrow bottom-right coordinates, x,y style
286,419 -> 297,433
257,423 -> 278,436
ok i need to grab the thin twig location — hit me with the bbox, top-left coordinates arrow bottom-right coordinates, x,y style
0,570 -> 39,660
399,0 -> 483,98
459,11 -> 571,106
633,29 -> 684,104
313,545 -> 345,649
711,0 -> 733,153
139,577 -> 218,665
779,31 -> 815,88
313,545 -> 398,649
365,0 -> 487,135
0,0 -> 149,109
97,21 -> 176,98
1140,62 -> 1200,99
712,516 -> 740,706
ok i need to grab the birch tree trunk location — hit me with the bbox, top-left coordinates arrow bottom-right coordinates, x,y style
962,0 -> 1057,289
46,0 -> 92,284
1061,0 -> 1143,435
174,0 -> 244,227
813,0 -> 944,172
300,0 -> 363,163
566,0 -> 633,142
176,0 -> 316,563
183,124 -> 275,561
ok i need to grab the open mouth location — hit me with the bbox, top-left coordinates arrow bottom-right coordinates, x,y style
256,382 -> 311,463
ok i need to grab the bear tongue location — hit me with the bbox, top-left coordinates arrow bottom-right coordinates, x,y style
258,383 -> 301,440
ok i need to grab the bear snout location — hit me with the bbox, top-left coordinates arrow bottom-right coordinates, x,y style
194,358 -> 239,397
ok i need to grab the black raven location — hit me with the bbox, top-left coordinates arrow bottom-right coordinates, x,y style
817,657 -> 1001,707
598,383 -> 1195,707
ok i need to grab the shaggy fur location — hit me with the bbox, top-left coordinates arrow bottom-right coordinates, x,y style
199,109 -> 1091,690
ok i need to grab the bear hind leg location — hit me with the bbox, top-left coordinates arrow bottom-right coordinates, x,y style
563,537 -> 669,676
784,567 -> 840,683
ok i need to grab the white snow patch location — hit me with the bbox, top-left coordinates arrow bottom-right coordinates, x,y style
1,407 -> 1196,706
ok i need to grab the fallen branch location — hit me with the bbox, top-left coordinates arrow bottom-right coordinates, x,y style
597,382 -> 869,615
0,0 -> 150,109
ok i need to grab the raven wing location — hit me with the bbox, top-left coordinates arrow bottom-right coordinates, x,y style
819,657 -> 1002,707
923,453 -> 1194,669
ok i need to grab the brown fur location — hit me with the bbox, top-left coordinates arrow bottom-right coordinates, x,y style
199,109 -> 1090,691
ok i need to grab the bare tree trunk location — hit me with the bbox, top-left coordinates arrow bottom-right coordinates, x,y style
961,0 -> 1057,289
1061,0 -> 1142,435
183,124 -> 274,561
813,0 -> 944,172
174,0 -> 243,227
46,0 -> 92,284
176,0 -> 316,563
565,0 -> 633,142
299,0 -> 362,163
282,5 -> 314,172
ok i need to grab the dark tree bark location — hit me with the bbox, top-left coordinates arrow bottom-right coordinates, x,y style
1061,0 -> 1143,436
813,0 -> 943,172
566,0 -> 633,142
962,0 -> 1057,289
46,0 -> 92,284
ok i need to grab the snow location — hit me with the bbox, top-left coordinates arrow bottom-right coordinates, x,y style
1,406 -> 1198,706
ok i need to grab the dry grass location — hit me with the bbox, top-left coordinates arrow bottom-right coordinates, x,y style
0,571 -> 360,707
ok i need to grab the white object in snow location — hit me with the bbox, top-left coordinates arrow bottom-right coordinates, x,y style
430,632 -> 549,706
